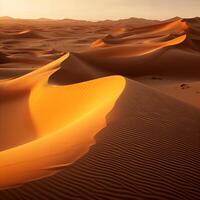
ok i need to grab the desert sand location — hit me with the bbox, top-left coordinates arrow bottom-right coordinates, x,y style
0,16 -> 200,199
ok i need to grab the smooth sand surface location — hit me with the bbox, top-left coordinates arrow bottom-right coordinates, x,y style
0,17 -> 200,199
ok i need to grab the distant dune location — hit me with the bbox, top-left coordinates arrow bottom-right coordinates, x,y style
0,17 -> 200,200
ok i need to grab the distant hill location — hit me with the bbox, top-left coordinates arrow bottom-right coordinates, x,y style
0,16 -> 158,22
0,16 -> 161,27
0,16 -> 14,20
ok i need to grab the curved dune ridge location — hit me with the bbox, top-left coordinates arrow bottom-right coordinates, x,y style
90,34 -> 186,57
73,18 -> 200,84
16,30 -> 45,39
91,19 -> 188,48
0,17 -> 200,199
0,54 -> 126,190
0,30 -> 45,40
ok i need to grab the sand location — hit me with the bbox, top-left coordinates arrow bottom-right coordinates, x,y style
0,17 -> 200,199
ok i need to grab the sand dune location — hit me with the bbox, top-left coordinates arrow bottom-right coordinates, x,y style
15,30 -> 45,39
90,34 -> 186,57
0,17 -> 200,199
0,54 -> 125,190
91,19 -> 188,48
75,19 -> 200,83
1,78 -> 200,199
0,30 -> 45,40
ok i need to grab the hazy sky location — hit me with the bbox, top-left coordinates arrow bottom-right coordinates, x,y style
0,0 -> 199,20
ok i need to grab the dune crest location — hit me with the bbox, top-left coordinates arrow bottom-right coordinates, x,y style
0,54 -> 125,190
91,19 -> 188,48
90,34 -> 186,57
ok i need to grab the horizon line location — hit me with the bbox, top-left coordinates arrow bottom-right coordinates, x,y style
1,15 -> 199,22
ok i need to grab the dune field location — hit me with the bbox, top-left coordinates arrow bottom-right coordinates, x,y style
0,16 -> 200,199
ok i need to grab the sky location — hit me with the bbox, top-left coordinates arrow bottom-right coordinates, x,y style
0,0 -> 200,21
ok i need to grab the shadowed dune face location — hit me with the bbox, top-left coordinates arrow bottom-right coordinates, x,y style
0,52 -> 10,64
0,54 -> 125,190
0,17 -> 200,199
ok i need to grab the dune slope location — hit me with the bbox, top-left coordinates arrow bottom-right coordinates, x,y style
0,54 -> 125,190
1,79 -> 200,199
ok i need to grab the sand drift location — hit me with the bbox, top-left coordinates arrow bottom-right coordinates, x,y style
0,17 -> 200,199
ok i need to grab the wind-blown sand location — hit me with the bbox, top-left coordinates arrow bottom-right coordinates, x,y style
0,17 -> 200,199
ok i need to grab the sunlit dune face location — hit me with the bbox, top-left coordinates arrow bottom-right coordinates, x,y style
0,54 -> 69,151
90,35 -> 187,57
0,54 -> 126,190
152,19 -> 188,33
90,19 -> 188,57
17,30 -> 31,35
91,39 -> 106,48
